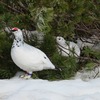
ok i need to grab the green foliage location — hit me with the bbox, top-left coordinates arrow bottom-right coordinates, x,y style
0,31 -> 18,79
34,70 -> 60,80
0,69 -> 13,79
30,7 -> 54,33
40,33 -> 57,57
85,62 -> 97,70
83,47 -> 100,60
0,31 -> 10,53
52,53 -> 78,79
1,0 -> 99,35
80,47 -> 100,72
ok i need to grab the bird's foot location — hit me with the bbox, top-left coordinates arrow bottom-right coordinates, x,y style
19,73 -> 32,79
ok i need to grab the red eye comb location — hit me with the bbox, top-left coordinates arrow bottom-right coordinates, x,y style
11,27 -> 18,31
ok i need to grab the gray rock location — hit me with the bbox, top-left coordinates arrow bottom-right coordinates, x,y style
77,38 -> 94,49
92,43 -> 100,51
75,64 -> 100,81
4,27 -> 44,44
22,29 -> 44,44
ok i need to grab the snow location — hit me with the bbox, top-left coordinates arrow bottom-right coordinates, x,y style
0,72 -> 100,100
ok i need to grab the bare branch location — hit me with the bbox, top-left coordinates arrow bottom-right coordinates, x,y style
0,1 -> 22,14
17,1 -> 30,14
79,57 -> 100,64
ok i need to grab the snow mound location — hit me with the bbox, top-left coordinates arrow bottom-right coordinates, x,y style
0,73 -> 100,100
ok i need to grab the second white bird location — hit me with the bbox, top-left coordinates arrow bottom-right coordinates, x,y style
56,36 -> 80,57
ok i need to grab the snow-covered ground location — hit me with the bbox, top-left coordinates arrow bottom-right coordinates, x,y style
0,72 -> 100,100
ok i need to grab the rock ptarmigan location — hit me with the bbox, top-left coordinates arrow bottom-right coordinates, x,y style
56,36 -> 80,57
11,27 -> 55,79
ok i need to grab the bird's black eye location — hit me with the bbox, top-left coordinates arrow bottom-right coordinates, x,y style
58,38 -> 61,40
44,56 -> 46,59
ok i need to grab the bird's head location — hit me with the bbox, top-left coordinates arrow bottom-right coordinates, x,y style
11,27 -> 23,38
56,36 -> 66,45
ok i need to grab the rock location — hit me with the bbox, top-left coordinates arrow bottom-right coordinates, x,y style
22,29 -> 44,44
4,27 -> 11,33
77,38 -> 94,49
75,64 -> 100,81
92,43 -> 100,51
77,35 -> 100,51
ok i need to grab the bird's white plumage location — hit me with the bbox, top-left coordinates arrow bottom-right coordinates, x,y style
56,36 -> 80,57
11,28 -> 55,78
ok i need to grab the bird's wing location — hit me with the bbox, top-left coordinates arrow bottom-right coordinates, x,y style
24,43 -> 51,64
23,43 -> 55,69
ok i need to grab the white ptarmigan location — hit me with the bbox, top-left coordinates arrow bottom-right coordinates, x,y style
11,27 -> 55,79
56,36 -> 80,57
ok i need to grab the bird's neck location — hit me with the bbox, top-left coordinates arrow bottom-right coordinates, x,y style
12,36 -> 24,48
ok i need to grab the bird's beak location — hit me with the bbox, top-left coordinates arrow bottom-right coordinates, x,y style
11,30 -> 17,32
